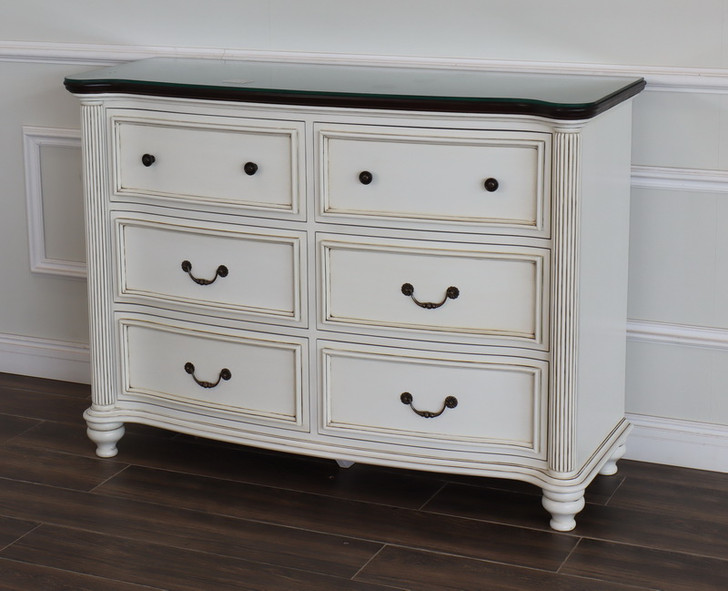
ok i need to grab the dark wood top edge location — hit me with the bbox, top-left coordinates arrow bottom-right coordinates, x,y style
63,77 -> 646,120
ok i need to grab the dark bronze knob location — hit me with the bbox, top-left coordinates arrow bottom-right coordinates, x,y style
243,162 -> 259,176
484,177 -> 499,192
359,171 -> 373,185
141,154 -> 156,167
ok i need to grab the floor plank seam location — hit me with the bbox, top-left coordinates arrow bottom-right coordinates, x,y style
2,521 -> 382,582
555,536 -> 581,574
568,533 -> 728,564
87,464 -> 133,493
0,556 -> 167,591
92,461 -> 461,516
0,523 -> 43,554
0,419 -> 44,446
415,481 -> 447,511
88,477 -> 575,555
603,475 -> 628,506
349,544 -> 388,581
418,504 -> 578,539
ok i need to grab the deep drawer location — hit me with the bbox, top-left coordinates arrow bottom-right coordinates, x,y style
320,342 -> 547,455
115,216 -> 305,322
112,112 -> 304,215
119,317 -> 305,426
320,235 -> 549,347
318,124 -> 550,234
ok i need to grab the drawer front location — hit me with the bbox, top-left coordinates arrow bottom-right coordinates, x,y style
318,124 -> 549,234
119,317 -> 305,426
112,112 -> 303,215
320,236 -> 549,347
116,216 -> 304,322
320,343 -> 547,455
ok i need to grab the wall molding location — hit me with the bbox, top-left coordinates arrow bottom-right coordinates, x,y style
628,319 -> 728,351
5,40 -> 728,94
625,413 -> 728,472
632,165 -> 728,193
23,126 -> 86,279
0,332 -> 90,384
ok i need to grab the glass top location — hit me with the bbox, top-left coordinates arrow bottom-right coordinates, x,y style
64,58 -> 645,120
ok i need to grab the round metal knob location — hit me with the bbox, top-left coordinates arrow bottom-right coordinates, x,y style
484,177 -> 499,192
243,162 -> 259,176
141,154 -> 156,167
359,171 -> 373,185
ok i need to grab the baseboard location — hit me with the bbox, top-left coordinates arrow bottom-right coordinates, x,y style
625,414 -> 728,472
0,332 -> 90,384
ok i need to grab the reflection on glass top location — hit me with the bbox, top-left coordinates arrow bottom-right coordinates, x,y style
65,58 -> 645,118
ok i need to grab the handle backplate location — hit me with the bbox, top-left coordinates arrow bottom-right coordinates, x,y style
401,282 -> 459,309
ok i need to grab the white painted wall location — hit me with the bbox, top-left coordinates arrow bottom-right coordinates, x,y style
1,0 -> 727,470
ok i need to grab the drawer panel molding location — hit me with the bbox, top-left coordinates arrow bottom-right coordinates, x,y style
112,112 -> 305,215
320,235 -> 550,346
320,342 -> 547,457
115,216 -> 306,323
119,317 -> 306,427
318,123 -> 550,235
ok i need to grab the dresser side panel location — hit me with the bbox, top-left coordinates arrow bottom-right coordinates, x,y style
574,103 -> 633,469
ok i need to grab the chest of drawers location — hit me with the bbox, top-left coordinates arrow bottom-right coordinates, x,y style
65,59 -> 644,531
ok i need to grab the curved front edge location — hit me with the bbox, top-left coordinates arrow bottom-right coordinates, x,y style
84,407 -> 125,458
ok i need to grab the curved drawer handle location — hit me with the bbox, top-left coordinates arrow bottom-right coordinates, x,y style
181,260 -> 228,286
184,362 -> 231,389
401,282 -> 459,309
400,392 -> 458,418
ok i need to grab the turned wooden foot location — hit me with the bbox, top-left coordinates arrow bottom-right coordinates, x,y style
599,442 -> 626,476
85,415 -> 125,458
542,489 -> 585,532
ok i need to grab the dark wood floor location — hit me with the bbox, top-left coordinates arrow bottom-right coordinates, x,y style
0,372 -> 727,590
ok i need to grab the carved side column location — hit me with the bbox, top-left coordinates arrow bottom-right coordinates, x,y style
548,127 -> 582,475
79,100 -> 116,409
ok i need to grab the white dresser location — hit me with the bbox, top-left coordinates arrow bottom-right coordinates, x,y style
65,59 -> 645,531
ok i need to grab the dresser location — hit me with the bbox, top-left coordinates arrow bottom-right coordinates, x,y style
65,59 -> 645,531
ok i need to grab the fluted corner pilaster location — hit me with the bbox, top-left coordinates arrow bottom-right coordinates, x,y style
80,101 -> 116,408
548,128 -> 582,474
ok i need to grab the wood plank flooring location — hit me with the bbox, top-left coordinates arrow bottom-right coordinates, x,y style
0,372 -> 726,590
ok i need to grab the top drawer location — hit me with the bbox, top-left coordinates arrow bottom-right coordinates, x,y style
317,124 -> 550,235
111,111 -> 305,217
